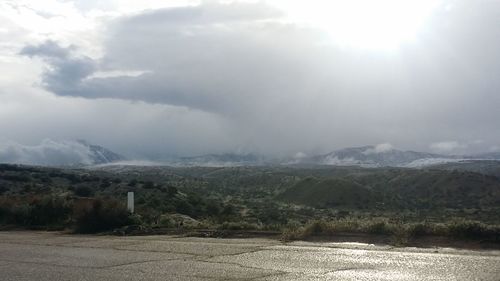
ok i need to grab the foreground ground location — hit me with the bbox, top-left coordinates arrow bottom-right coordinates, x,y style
0,232 -> 499,280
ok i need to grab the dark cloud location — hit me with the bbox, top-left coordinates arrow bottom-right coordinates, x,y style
20,40 -> 71,58
20,41 -> 96,97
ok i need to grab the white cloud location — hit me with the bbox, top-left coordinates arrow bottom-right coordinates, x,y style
405,158 -> 464,168
0,0 -> 499,159
363,143 -> 394,155
0,139 -> 95,165
429,141 -> 467,154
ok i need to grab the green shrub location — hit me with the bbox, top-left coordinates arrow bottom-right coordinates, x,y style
9,204 -> 32,225
363,220 -> 394,235
220,221 -> 260,231
0,196 -> 71,227
447,220 -> 490,239
281,226 -> 307,241
74,186 -> 93,197
158,215 -> 176,228
29,196 -> 72,226
409,222 -> 427,236
74,199 -> 132,233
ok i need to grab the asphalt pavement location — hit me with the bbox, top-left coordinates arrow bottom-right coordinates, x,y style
0,231 -> 499,280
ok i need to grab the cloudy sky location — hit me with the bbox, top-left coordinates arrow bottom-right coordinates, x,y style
1,0 -> 499,161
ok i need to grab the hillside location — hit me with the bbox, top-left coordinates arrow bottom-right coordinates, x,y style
429,160 -> 500,178
2,163 -> 500,232
277,177 -> 372,208
277,169 -> 500,210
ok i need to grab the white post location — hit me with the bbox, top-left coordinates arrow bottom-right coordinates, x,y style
127,192 -> 134,213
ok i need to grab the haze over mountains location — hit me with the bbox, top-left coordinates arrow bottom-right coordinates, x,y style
1,140 -> 499,168
0,140 -> 125,166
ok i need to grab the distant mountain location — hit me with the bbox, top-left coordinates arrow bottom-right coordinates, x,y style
172,153 -> 265,167
0,139 -> 125,166
84,144 -> 500,168
134,146 -> 475,168
164,146 -> 459,168
469,152 -> 500,160
75,140 -> 125,165
295,145 -> 456,167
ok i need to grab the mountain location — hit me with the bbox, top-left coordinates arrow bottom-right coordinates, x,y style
86,144 -> 500,168
76,140 -> 125,165
0,139 -> 125,166
171,153 -> 265,167
296,145 -> 452,167
469,152 -> 500,160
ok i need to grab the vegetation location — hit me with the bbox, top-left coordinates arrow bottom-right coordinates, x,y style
74,198 -> 132,233
0,163 -> 499,246
281,218 -> 500,242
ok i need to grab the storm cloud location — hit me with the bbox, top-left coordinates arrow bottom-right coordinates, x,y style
2,0 -> 500,159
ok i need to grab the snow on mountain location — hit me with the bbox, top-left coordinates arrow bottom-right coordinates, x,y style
298,145 -> 455,167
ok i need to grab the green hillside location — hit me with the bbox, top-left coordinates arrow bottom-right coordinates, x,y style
1,163 -> 500,233
277,177 -> 372,208
278,169 -> 500,210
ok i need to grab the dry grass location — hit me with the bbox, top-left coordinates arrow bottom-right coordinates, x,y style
281,218 -> 500,246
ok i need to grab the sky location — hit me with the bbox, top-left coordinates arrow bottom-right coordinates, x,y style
0,0 -> 499,161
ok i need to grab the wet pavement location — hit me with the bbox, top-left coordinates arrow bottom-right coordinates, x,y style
0,231 -> 499,280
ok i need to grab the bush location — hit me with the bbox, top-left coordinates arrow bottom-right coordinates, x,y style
74,186 -> 93,197
0,196 -> 71,227
363,220 -> 394,235
74,198 -> 132,233
220,221 -> 261,231
29,196 -> 72,226
447,220 -> 490,239
175,200 -> 194,216
158,215 -> 176,228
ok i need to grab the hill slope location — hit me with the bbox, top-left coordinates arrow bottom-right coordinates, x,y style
278,169 -> 500,209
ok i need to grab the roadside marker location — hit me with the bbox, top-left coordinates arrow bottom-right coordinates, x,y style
127,192 -> 134,213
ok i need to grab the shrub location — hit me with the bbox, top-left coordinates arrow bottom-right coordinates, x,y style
74,186 -> 93,197
158,215 -> 176,228
0,196 -> 71,227
220,221 -> 260,231
175,200 -> 194,217
9,204 -> 32,225
363,220 -> 394,235
281,220 -> 335,241
0,185 -> 8,195
74,198 -> 132,233
29,196 -> 72,226
447,220 -> 490,239
281,226 -> 307,241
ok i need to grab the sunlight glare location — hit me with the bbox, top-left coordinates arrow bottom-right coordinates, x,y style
272,0 -> 440,49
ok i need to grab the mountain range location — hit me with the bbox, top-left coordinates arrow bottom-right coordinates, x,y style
2,140 -> 500,167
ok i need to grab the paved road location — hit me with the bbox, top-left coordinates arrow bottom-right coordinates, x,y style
0,232 -> 499,280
